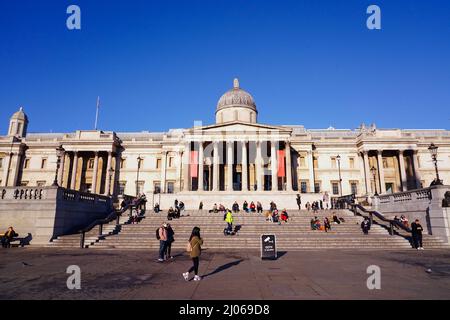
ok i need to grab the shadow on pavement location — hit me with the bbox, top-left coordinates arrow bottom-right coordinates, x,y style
202,259 -> 244,278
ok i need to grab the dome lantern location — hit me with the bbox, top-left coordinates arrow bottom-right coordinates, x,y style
215,78 -> 257,124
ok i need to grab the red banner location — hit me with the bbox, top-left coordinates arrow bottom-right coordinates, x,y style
190,151 -> 198,178
277,150 -> 285,177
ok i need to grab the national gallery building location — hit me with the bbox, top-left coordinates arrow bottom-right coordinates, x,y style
1,79 -> 449,208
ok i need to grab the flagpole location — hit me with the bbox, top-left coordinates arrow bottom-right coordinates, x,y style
94,96 -> 100,130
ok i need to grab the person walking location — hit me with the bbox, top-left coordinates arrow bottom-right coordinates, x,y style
361,218 -> 371,235
183,227 -> 203,281
296,194 -> 301,210
224,209 -> 234,235
411,219 -> 424,250
165,223 -> 175,259
157,223 -> 168,262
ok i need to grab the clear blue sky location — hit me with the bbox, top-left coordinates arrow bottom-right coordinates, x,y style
1,0 -> 449,134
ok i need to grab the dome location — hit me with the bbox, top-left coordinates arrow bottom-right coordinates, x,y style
11,107 -> 28,122
216,78 -> 257,113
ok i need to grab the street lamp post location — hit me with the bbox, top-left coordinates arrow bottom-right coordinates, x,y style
52,145 -> 65,187
370,166 -> 378,196
107,168 -> 114,196
136,156 -> 143,196
428,143 -> 443,185
336,155 -> 342,196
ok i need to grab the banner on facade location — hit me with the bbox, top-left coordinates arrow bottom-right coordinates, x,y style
277,150 -> 285,177
190,151 -> 198,178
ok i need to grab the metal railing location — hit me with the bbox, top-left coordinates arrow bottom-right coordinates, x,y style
336,194 -> 412,236
79,195 -> 147,248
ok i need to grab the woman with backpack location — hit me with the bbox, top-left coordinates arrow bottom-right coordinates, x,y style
165,223 -> 175,260
183,227 -> 203,281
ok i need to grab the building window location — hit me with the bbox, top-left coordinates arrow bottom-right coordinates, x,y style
313,157 -> 318,169
37,181 -> 46,187
156,158 -> 161,169
23,158 -> 30,169
20,181 -> 29,186
154,181 -> 161,193
41,158 -> 47,169
300,181 -> 308,193
332,182 -> 339,195
120,158 -> 126,169
0,157 -> 3,169
314,181 -> 321,193
350,182 -> 358,195
17,122 -> 22,135
88,159 -> 95,169
168,157 -> 174,168
118,181 -> 126,195
382,157 -> 388,168
349,157 -> 355,169
298,155 -> 306,168
331,157 -> 337,169
136,181 -> 144,194
167,182 -> 175,194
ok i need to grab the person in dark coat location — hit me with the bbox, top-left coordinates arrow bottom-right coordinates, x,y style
361,218 -> 371,235
1,227 -> 18,248
296,194 -> 301,210
165,223 -> 175,259
411,219 -> 424,250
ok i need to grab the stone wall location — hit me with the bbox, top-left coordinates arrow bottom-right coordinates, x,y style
0,186 -> 113,245
373,185 -> 450,242
152,192 -> 326,211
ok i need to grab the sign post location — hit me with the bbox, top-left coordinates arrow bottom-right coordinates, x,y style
260,234 -> 277,260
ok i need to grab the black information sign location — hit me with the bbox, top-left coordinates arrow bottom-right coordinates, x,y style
260,234 -> 277,260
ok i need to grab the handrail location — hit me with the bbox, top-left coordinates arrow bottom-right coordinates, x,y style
351,203 -> 412,233
334,194 -> 412,236
79,195 -> 147,248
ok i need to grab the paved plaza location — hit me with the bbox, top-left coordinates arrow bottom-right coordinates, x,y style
0,248 -> 449,300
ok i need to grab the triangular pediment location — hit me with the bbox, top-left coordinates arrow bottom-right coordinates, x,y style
188,121 -> 292,134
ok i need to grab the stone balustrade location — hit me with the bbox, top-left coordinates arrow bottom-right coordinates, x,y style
0,186 -> 113,245
373,185 -> 450,242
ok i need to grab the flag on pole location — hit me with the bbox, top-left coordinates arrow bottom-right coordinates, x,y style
190,150 -> 198,178
94,96 -> 100,130
277,150 -> 285,177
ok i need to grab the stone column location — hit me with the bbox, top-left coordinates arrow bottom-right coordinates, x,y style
398,150 -> 407,191
256,141 -> 263,191
70,152 -> 78,190
9,153 -> 22,187
104,152 -> 112,196
160,151 -> 167,193
91,152 -> 99,194
227,141 -> 233,191
376,150 -> 386,194
285,141 -> 292,192
198,142 -> 204,191
182,143 -> 190,192
362,151 -> 372,194
2,154 -> 12,187
212,141 -> 219,191
412,150 -> 422,189
241,141 -> 248,191
271,141 -> 278,191
57,150 -> 66,186
307,150 -> 315,193
175,151 -> 182,192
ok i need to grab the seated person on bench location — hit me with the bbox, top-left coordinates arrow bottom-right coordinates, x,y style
1,227 -> 18,248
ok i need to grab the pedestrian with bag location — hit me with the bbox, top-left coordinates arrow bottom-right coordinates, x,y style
183,227 -> 203,281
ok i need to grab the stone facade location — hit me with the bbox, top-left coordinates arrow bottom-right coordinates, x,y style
1,79 -> 449,209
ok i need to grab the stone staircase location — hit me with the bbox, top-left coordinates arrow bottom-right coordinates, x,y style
48,215 -> 129,248
83,209 -> 444,250
49,209 -> 449,250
